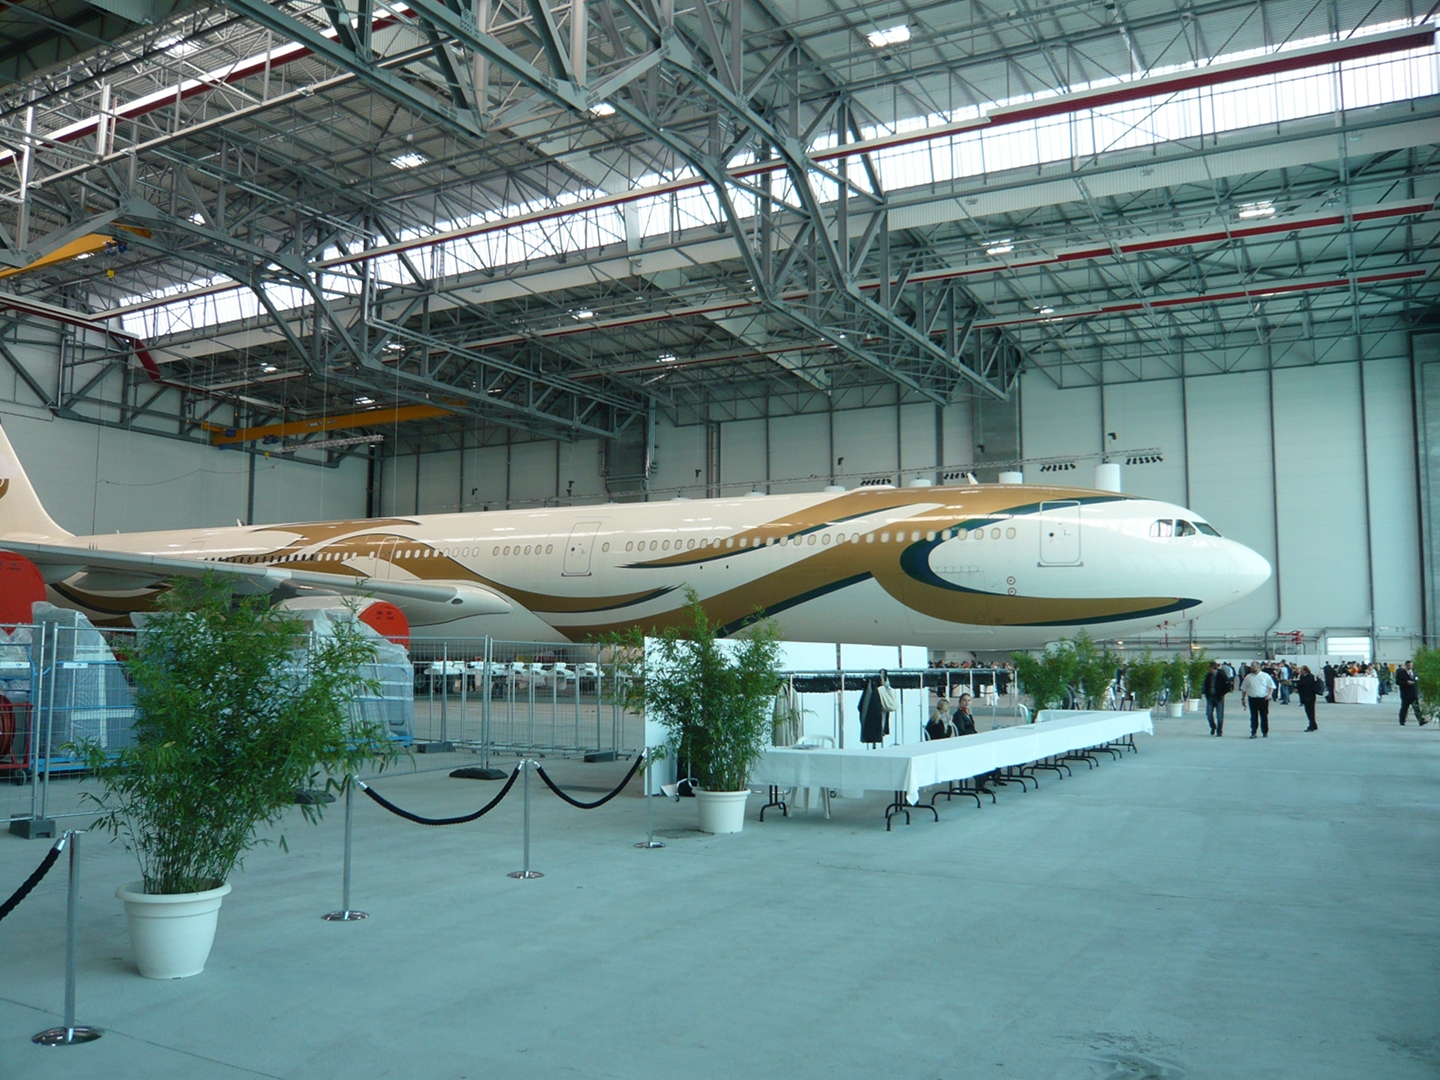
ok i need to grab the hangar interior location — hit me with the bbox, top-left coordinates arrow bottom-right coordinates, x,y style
0,0 -> 1436,658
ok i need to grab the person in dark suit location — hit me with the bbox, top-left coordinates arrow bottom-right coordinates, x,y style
1296,665 -> 1321,731
1202,661 -> 1231,736
1397,660 -> 1425,726
1323,662 -> 1337,704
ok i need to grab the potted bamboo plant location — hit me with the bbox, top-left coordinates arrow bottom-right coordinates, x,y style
606,587 -> 781,834
78,575 -> 397,978
1123,652 -> 1167,712
1164,655 -> 1188,717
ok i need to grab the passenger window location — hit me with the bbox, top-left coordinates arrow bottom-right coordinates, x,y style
493,546 -> 500,556
726,538 -> 734,548
807,535 -> 816,546
625,541 -> 633,552
650,540 -> 658,551
546,544 -> 554,554
865,533 -> 874,543
601,543 -> 610,552
1006,527 -> 1016,539
821,534 -> 831,545
524,545 -> 532,555
503,546 -> 510,555
990,528 -> 1000,540
955,529 -> 966,540
880,532 -> 890,542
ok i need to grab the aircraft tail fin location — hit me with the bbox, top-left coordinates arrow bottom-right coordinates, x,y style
0,420 -> 72,541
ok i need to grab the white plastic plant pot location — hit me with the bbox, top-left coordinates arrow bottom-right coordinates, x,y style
1187,698 -> 1203,712
116,880 -> 231,979
695,789 -> 749,834
1165,703 -> 1185,718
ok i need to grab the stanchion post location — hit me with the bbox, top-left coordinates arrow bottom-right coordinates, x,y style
323,780 -> 368,922
33,831 -> 102,1046
507,760 -> 543,879
635,755 -> 664,849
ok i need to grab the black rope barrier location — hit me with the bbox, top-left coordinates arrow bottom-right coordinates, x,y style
358,765 -> 522,826
533,753 -> 645,810
0,835 -> 64,924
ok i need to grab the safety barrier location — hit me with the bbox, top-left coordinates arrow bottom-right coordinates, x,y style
2,830 -> 104,1046
401,638 -> 641,765
333,754 -> 647,910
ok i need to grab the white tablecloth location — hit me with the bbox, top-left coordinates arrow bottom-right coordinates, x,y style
1333,676 -> 1378,704
751,710 -> 1154,805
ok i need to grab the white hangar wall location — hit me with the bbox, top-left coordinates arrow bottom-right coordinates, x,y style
1020,352 -> 1423,658
0,408 -> 368,535
378,397 -> 983,518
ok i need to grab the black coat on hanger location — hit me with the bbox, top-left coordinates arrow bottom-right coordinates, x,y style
859,675 -> 889,745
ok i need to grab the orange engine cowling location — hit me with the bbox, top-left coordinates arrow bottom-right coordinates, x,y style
357,600 -> 409,645
0,551 -> 46,625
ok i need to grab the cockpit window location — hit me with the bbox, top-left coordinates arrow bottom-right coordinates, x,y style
1195,522 -> 1221,537
1176,520 -> 1197,537
1148,520 -> 1174,538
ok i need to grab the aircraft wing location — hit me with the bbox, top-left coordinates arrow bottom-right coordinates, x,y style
0,538 -> 513,615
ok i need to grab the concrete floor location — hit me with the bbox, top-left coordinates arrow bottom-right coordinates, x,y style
2,700 -> 1437,1080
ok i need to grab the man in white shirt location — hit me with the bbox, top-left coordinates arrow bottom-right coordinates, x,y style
1240,662 -> 1277,738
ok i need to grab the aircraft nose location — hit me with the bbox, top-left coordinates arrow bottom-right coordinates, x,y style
1228,540 -> 1272,598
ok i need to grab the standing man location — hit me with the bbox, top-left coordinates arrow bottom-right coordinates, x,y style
1297,665 -> 1321,731
1202,660 -> 1232,736
1241,662 -> 1276,739
1396,660 -> 1425,726
1277,660 -> 1292,705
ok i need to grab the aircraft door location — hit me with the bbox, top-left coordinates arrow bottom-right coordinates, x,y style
376,536 -> 399,578
563,521 -> 602,576
1038,502 -> 1081,565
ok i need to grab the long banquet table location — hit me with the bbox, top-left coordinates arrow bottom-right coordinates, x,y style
751,710 -> 1153,812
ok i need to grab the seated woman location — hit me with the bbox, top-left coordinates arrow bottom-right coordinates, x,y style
927,696 -> 958,740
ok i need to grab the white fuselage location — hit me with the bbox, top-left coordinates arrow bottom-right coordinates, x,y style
46,483 -> 1271,649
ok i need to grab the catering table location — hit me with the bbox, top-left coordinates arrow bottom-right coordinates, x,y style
751,710 -> 1153,823
1332,675 -> 1379,704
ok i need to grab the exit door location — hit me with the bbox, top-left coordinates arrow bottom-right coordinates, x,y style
1038,502 -> 1081,565
563,521 -> 603,576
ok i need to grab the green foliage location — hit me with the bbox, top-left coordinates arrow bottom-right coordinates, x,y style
1011,643 -> 1078,711
1413,648 -> 1440,724
1186,651 -> 1211,698
1124,652 -> 1168,709
1071,630 -> 1120,707
1165,654 -> 1189,702
1013,631 -> 1118,710
78,575 -> 399,894
601,586 -> 781,792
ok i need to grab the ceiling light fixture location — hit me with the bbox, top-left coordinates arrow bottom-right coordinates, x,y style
986,240 -> 1014,256
260,363 -> 278,373
389,151 -> 427,170
1236,200 -> 1275,219
867,24 -> 911,48
590,102 -> 616,117
658,352 -> 677,364
354,395 -> 375,405
571,308 -> 595,320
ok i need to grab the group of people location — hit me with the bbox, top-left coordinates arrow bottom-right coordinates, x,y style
925,692 -> 1007,792
1201,658 -> 1425,736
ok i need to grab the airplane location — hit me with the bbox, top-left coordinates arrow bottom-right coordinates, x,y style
0,420 -> 1270,649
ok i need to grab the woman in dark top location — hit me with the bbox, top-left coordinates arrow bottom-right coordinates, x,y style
952,693 -> 977,736
1297,666 -> 1321,731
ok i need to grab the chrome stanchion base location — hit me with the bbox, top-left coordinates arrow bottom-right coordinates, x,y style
33,1026 -> 103,1046
506,870 -> 544,879
634,839 -> 666,849
321,910 -> 369,921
